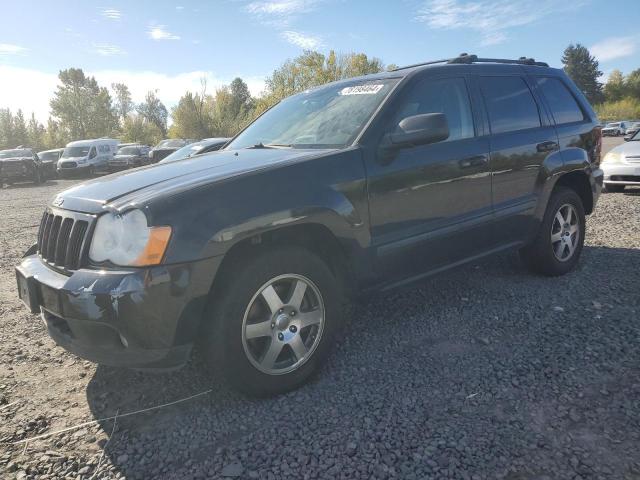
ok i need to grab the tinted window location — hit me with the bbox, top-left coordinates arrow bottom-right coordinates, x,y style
480,76 -> 541,134
391,77 -> 474,142
535,77 -> 584,124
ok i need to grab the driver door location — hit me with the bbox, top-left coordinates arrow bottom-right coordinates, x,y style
367,75 -> 493,281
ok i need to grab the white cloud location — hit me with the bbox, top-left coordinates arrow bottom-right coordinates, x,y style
176,6 -> 184,10
92,43 -> 127,56
100,8 -> 122,20
0,65 -> 266,123
245,0 -> 320,27
147,24 -> 181,41
280,30 -> 323,49
0,43 -> 28,56
416,0 -> 587,47
591,35 -> 638,62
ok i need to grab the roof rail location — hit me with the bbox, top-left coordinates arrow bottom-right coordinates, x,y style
392,53 -> 549,71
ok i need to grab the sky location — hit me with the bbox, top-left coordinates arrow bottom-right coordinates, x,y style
1,0 -> 639,122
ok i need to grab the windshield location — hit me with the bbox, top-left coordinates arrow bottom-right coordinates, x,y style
155,139 -> 185,149
606,123 -> 621,128
160,142 -> 205,163
62,146 -> 90,158
226,79 -> 399,150
117,146 -> 140,155
0,149 -> 31,158
38,151 -> 59,161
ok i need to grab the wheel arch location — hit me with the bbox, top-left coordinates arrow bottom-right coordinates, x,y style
554,170 -> 594,214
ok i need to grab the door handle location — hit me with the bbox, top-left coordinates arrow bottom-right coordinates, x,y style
459,155 -> 488,168
536,141 -> 559,153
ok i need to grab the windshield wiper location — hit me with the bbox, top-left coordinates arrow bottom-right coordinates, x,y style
248,142 -> 293,149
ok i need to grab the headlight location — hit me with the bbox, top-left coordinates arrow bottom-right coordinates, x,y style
89,209 -> 172,266
602,152 -> 621,164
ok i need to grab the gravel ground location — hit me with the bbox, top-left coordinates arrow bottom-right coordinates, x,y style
1,138 -> 639,479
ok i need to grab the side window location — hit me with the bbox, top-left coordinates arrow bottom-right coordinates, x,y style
535,77 -> 584,124
89,147 -> 96,159
391,77 -> 475,142
479,76 -> 541,134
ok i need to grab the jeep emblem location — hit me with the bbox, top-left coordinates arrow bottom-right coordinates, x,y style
52,197 -> 64,207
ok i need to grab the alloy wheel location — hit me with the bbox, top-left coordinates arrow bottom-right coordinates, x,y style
551,203 -> 580,262
241,274 -> 325,375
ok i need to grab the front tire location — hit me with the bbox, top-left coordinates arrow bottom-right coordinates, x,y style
520,186 -> 585,276
200,246 -> 342,396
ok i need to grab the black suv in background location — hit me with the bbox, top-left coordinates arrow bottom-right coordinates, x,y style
108,144 -> 151,172
148,139 -> 196,163
16,55 -> 603,396
0,148 -> 47,186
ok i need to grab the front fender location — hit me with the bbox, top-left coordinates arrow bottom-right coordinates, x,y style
155,148 -> 370,265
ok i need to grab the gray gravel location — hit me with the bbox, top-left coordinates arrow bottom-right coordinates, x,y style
1,138 -> 639,479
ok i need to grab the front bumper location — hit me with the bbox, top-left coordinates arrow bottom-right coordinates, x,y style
1,163 -> 36,180
602,163 -> 640,186
16,253 -> 222,369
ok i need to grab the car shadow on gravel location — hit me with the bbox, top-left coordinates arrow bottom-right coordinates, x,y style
84,245 -> 640,479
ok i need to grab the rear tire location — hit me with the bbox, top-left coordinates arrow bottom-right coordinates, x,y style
199,246 -> 343,396
605,184 -> 625,193
520,186 -> 585,276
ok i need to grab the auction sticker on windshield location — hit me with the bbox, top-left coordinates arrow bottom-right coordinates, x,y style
339,84 -> 384,95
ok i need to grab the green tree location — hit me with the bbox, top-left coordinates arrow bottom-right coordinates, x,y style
625,69 -> 640,101
261,50 -> 386,111
562,44 -> 603,104
112,83 -> 134,123
603,70 -> 626,102
229,77 -> 254,119
170,79 -> 214,139
12,110 -> 28,147
137,90 -> 168,138
50,68 -> 118,139
27,113 -> 46,151
0,109 -> 14,149
43,118 -> 68,149
121,114 -> 163,146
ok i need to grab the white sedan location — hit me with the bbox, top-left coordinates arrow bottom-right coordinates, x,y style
601,130 -> 640,192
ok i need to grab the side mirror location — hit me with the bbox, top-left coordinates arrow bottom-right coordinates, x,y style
385,113 -> 450,149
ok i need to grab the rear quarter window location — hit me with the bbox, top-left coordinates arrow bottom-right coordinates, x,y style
535,77 -> 584,124
479,76 -> 541,134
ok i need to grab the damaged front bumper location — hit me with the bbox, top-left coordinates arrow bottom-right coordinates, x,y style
16,250 -> 221,369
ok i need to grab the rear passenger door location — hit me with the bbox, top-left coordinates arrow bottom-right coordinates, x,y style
478,75 -> 559,245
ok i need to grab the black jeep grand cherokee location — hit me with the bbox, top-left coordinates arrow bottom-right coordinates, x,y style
16,55 -> 603,396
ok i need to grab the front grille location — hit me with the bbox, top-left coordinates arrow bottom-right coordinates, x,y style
626,156 -> 640,164
611,175 -> 640,182
37,210 -> 92,271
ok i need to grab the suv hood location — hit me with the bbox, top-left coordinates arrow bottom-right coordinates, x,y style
53,148 -> 334,214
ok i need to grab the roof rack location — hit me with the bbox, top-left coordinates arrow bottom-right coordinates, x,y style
392,53 -> 549,71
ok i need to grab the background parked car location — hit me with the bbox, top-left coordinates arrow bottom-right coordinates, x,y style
602,129 -> 640,192
148,139 -> 196,163
36,148 -> 63,178
0,147 -> 46,186
602,121 -> 629,136
159,138 -> 230,163
624,122 -> 640,140
108,144 -> 151,172
58,138 -> 119,177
